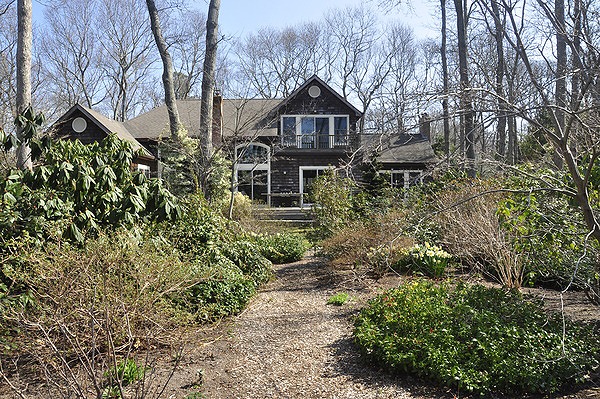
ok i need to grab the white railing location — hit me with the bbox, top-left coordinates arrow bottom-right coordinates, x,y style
281,134 -> 349,149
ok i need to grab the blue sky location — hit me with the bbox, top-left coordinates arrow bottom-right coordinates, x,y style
218,0 -> 437,40
32,0 -> 437,41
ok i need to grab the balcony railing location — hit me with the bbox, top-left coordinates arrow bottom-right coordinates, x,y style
281,133 -> 349,149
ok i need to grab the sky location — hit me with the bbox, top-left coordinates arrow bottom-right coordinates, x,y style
216,0 -> 435,38
217,0 -> 438,40
32,0 -> 438,42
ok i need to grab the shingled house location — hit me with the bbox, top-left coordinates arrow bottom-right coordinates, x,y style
52,75 -> 437,206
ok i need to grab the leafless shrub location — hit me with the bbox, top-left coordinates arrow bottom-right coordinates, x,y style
431,180 -> 524,289
0,229 -> 202,397
321,210 -> 414,274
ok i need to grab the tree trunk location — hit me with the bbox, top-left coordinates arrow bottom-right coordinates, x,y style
199,0 -> 220,194
441,0 -> 451,157
553,0 -> 566,169
16,0 -> 32,171
491,0 -> 507,160
454,0 -> 475,177
146,0 -> 181,141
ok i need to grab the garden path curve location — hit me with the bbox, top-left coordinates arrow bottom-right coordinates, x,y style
175,255 -> 450,399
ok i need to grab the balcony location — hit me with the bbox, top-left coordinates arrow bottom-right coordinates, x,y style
280,133 -> 349,149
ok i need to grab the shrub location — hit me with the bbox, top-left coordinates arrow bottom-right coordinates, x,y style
163,194 -> 234,257
253,232 -> 308,264
354,280 -> 600,395
321,211 -> 414,271
0,134 -> 180,245
176,250 -> 257,321
221,240 -> 273,285
309,172 -> 356,238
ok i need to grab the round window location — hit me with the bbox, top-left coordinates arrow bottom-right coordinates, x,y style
72,117 -> 87,133
308,85 -> 321,98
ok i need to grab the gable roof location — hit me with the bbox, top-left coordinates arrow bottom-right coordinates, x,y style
221,98 -> 281,137
54,104 -> 151,156
271,75 -> 363,117
125,98 -> 282,140
363,133 -> 439,165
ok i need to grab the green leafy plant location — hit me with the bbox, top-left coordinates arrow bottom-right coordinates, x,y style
102,358 -> 149,398
354,280 -> 600,395
309,172 -> 356,238
327,292 -> 351,306
0,134 -> 180,245
252,232 -> 308,264
398,242 -> 452,278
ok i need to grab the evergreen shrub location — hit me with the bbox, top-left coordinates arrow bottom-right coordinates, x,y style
354,280 -> 600,395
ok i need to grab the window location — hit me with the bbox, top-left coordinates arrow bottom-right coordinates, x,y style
234,142 -> 270,204
236,144 -> 269,164
334,117 -> 348,147
299,166 -> 334,198
237,169 -> 268,202
136,163 -> 151,178
385,169 -> 423,189
281,115 -> 349,148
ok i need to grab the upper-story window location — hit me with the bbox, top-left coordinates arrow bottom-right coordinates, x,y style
281,115 -> 349,149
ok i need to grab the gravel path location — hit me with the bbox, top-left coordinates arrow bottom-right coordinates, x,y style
190,256 -> 450,399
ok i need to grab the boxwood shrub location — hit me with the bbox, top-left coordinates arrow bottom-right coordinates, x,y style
354,280 -> 600,395
253,232 -> 308,264
222,240 -> 273,285
174,250 -> 257,321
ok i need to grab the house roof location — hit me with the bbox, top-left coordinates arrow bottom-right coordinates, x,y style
54,104 -> 151,156
125,98 -> 282,140
271,75 -> 363,117
362,133 -> 439,165
221,98 -> 281,137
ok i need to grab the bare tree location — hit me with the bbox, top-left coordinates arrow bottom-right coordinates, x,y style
98,0 -> 155,120
235,22 -> 328,98
325,5 -> 378,100
15,0 -> 31,170
168,10 -> 206,99
39,0 -> 104,113
146,0 -> 181,140
496,0 -> 600,302
441,0 -> 451,156
454,0 -> 476,177
198,0 -> 220,194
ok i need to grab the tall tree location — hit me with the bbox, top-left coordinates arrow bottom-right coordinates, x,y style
16,0 -> 32,170
325,5 -> 377,100
40,0 -> 104,112
553,0 -> 567,169
441,0 -> 451,157
454,0 -> 476,177
146,0 -> 181,140
490,0 -> 508,160
99,0 -> 155,121
198,0 -> 220,193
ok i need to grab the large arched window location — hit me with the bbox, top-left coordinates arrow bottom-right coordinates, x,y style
236,143 -> 269,164
234,143 -> 270,204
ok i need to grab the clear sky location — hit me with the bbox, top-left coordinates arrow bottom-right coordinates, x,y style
32,0 -> 437,41
217,0 -> 438,40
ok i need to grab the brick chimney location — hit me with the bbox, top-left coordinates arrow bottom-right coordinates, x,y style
419,113 -> 431,141
212,90 -> 223,146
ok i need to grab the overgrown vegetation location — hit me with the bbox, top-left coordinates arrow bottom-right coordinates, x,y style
310,163 -> 600,396
0,132 -> 307,397
354,280 -> 600,395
